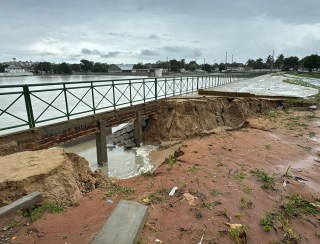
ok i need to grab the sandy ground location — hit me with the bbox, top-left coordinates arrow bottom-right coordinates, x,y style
1,105 -> 320,244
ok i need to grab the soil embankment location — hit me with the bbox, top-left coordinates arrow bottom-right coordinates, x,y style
144,97 -> 281,141
0,149 -> 106,206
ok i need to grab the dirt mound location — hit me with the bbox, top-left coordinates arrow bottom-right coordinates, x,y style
144,98 -> 280,141
0,149 -> 107,206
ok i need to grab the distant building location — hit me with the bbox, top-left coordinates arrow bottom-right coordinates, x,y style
5,65 -> 26,73
107,64 -> 134,73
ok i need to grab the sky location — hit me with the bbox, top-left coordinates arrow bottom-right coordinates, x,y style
1,0 -> 320,64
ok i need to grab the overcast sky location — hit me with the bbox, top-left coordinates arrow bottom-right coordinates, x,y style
1,0 -> 320,64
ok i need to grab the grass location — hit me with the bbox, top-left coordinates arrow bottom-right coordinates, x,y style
167,153 -> 176,169
140,170 -> 154,177
202,201 -> 214,210
284,164 -> 292,177
265,143 -> 272,150
286,71 -> 320,79
210,188 -> 222,196
259,194 -> 320,242
142,188 -> 170,205
260,212 -> 273,231
24,202 -> 65,221
216,157 -> 224,167
241,185 -> 253,194
285,116 -> 307,129
186,164 -> 201,173
250,169 -> 275,189
240,197 -> 253,209
104,183 -> 135,198
235,172 -> 246,180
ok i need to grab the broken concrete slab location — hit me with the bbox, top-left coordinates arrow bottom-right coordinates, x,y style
0,191 -> 42,218
92,200 -> 148,244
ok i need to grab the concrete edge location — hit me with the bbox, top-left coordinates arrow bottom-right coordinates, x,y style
0,191 -> 42,218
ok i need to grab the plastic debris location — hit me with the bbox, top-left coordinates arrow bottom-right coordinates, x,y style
154,239 -> 162,243
169,187 -> 178,196
11,236 -> 17,241
198,235 -> 204,244
283,179 -> 288,187
183,192 -> 198,206
106,199 -> 113,204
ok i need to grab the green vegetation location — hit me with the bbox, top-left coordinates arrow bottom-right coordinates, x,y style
140,170 -> 154,177
235,172 -> 246,180
287,71 -> 320,79
259,194 -> 320,242
229,227 -> 240,239
284,116 -> 307,129
260,212 -> 273,231
265,143 -> 272,150
240,197 -> 253,209
216,157 -> 224,167
142,188 -> 170,205
186,164 -> 201,173
250,169 -> 275,189
309,131 -> 316,138
104,183 -> 135,198
167,153 -> 176,169
24,202 -> 65,221
210,188 -> 222,196
284,164 -> 292,177
241,185 -> 253,194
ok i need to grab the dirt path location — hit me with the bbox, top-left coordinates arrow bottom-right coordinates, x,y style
1,106 -> 320,244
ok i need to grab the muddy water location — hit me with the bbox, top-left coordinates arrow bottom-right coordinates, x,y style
63,138 -> 158,179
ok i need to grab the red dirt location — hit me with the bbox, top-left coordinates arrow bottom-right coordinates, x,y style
1,107 -> 320,244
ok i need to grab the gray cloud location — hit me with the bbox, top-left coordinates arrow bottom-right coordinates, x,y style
0,0 -> 319,64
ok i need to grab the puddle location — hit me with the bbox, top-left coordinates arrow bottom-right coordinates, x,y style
63,138 -> 158,179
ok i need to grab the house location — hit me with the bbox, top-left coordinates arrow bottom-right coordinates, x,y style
4,65 -> 26,73
107,64 -> 134,73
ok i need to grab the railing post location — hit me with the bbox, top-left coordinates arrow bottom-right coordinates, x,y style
96,120 -> 107,168
164,77 -> 167,98
155,78 -> 158,100
112,80 -> 116,109
143,79 -> 146,103
23,85 -> 35,128
91,82 -> 96,114
196,76 -> 199,90
173,77 -> 176,96
134,110 -> 143,147
186,77 -> 189,93
129,79 -> 132,105
63,84 -> 70,120
180,76 -> 182,95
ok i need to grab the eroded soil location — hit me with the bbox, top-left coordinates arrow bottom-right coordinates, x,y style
1,106 -> 320,244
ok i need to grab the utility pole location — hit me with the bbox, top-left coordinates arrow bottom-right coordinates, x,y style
203,58 -> 205,71
225,52 -> 228,71
232,54 -> 233,64
271,50 -> 274,70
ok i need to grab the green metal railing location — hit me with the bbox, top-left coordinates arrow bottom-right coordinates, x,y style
0,73 -> 264,134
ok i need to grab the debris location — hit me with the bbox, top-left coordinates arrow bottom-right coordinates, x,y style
183,193 -> 198,206
283,179 -> 288,187
169,187 -> 178,196
310,203 -> 320,209
37,232 -> 45,237
226,223 -> 247,244
11,236 -> 17,241
294,176 -> 308,182
198,235 -> 204,244
142,197 -> 150,204
106,199 -> 113,204
154,239 -> 162,243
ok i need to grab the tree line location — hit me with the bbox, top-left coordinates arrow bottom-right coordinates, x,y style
1,54 -> 319,74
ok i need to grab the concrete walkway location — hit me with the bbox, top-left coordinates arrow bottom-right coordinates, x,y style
206,74 -> 318,98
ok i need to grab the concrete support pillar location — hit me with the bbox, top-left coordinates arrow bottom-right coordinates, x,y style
134,110 -> 143,147
96,120 -> 108,167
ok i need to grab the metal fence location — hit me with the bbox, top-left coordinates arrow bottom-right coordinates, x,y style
0,73 -> 263,134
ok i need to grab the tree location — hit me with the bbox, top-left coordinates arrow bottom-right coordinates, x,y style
80,59 -> 94,72
0,63 -> 9,72
36,62 -> 51,74
169,59 -> 181,72
246,59 -> 255,68
70,63 -> 80,72
218,63 -> 225,71
283,56 -> 299,71
92,62 -> 108,72
303,54 -> 320,71
186,61 -> 199,71
133,62 -> 147,69
266,55 -> 273,68
59,62 -> 72,74
275,54 -> 284,69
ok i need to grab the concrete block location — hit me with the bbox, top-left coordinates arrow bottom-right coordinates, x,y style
125,125 -> 133,133
118,135 -> 125,142
92,200 -> 148,244
0,191 -> 42,218
123,133 -> 130,139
